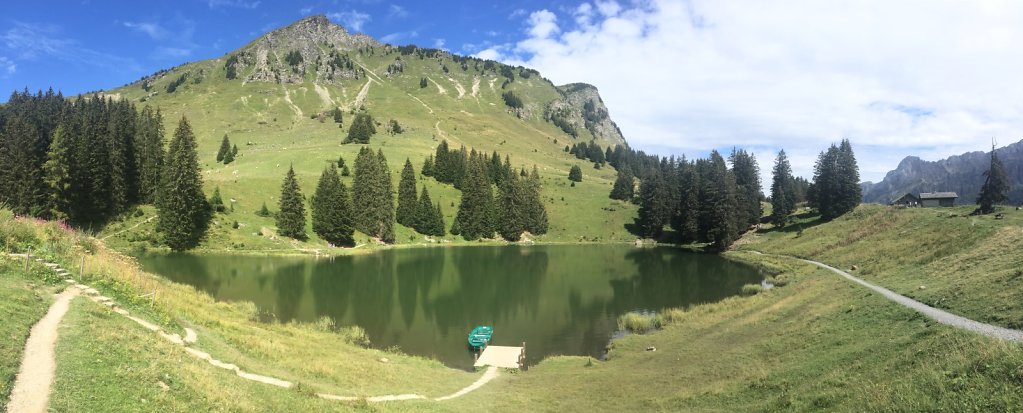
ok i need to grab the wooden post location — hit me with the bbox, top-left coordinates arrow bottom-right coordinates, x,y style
520,341 -> 527,370
24,246 -> 31,272
79,256 -> 85,280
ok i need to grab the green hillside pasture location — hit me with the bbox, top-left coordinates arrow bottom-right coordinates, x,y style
744,204 -> 1023,329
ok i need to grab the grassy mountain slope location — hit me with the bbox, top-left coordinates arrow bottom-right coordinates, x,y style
98,15 -> 633,252
742,204 -> 1023,329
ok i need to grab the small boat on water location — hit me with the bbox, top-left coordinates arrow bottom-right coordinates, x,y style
467,325 -> 493,350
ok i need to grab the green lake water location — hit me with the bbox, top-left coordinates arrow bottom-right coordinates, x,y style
137,245 -> 762,370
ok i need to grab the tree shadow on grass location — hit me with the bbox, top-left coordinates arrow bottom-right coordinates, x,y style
757,211 -> 827,235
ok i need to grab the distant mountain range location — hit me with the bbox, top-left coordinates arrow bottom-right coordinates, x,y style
861,139 -> 1023,205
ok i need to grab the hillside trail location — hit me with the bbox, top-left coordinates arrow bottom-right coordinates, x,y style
353,78 -> 376,110
449,77 -> 466,99
427,77 -> 447,95
753,252 -> 1023,342
407,94 -> 434,114
313,83 -> 336,108
6,286 -> 80,413
280,86 -> 303,118
6,255 -> 502,406
101,216 -> 156,241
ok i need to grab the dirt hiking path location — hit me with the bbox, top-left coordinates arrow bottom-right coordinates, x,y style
801,258 -> 1023,341
6,287 -> 79,413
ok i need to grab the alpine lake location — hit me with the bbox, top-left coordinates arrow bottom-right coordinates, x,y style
137,245 -> 763,370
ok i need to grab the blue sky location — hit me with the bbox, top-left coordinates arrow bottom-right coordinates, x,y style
4,0 -> 1023,185
0,0 -> 566,95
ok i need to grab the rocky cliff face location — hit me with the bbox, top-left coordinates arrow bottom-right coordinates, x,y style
862,140 -> 1023,205
546,83 -> 626,148
226,15 -> 380,85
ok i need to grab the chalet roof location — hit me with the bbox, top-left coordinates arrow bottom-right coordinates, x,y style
890,193 -> 920,204
919,192 -> 958,200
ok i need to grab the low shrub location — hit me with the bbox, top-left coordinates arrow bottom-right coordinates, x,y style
617,311 -> 662,333
740,283 -> 764,296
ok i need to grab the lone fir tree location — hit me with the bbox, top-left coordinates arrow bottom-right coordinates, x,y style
276,165 -> 307,240
976,143 -> 1009,215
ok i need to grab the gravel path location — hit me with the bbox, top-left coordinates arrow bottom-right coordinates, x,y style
6,287 -> 79,413
800,258 -> 1023,342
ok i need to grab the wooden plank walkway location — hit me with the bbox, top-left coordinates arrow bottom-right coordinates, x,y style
474,345 -> 524,369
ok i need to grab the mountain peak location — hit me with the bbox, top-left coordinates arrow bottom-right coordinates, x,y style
225,15 -> 379,85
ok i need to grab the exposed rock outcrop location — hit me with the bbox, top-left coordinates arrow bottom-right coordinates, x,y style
545,83 -> 626,148
226,15 -> 380,85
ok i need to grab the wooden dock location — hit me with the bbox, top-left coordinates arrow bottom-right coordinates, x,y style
474,343 -> 525,369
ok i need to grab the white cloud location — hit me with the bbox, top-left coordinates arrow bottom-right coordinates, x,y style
1,22 -> 140,73
328,10 -> 371,32
480,0 -> 1023,183
433,38 -> 446,50
527,10 -> 559,39
388,4 -> 409,19
121,18 -> 197,61
380,30 -> 417,44
299,6 -> 314,15
508,9 -> 527,19
0,56 -> 15,76
123,21 -> 169,40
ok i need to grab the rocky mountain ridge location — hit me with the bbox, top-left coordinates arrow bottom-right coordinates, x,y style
861,140 -> 1023,205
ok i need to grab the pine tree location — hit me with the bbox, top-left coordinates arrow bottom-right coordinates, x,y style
835,139 -> 861,216
808,145 -> 838,219
344,113 -> 376,144
396,158 -> 418,227
496,173 -> 527,241
525,166 -> 548,235
257,201 -> 270,217
699,151 -> 740,250
729,148 -> 762,231
808,141 -> 859,221
415,186 -> 434,234
432,202 -> 446,237
276,165 -> 307,240
156,116 -> 209,251
137,106 -> 165,204
414,187 -> 445,236
0,116 -> 44,216
209,186 -> 226,213
107,99 -> 138,213
351,147 -> 395,243
976,144 -> 1010,214
454,151 -> 494,240
637,169 -> 668,238
770,150 -> 795,226
610,166 -> 634,201
42,124 -> 74,221
352,147 -> 378,235
376,150 -> 396,243
333,107 -> 343,124
421,155 -> 434,177
674,160 -> 700,243
225,144 -> 238,164
568,164 -> 583,182
216,134 -> 230,162
312,164 -> 355,246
